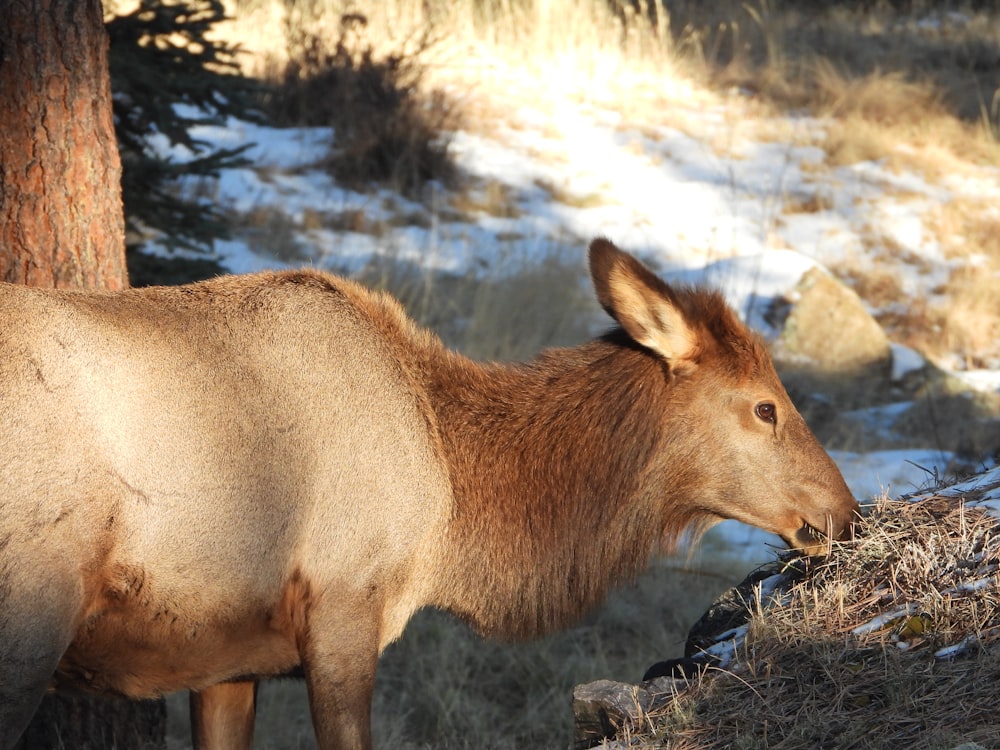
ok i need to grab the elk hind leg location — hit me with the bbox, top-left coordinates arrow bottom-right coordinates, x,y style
190,680 -> 258,750
0,572 -> 80,750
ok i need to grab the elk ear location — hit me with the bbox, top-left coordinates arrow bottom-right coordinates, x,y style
588,238 -> 698,364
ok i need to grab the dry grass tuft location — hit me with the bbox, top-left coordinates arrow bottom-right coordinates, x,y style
624,488 -> 1000,749
931,266 -> 1000,370
810,61 -> 946,128
261,7 -> 461,197
448,179 -> 523,220
351,245 -> 598,362
854,203 -> 1000,371
827,189 -> 1000,370
807,62 -> 967,171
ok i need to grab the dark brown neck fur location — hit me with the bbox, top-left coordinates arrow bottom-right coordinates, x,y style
425,332 -> 709,640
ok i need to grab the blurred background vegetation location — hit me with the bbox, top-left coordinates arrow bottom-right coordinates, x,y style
109,0 -> 1000,257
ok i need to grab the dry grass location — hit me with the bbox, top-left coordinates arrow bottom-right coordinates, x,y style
448,179 -> 523,220
144,0 -> 1000,227
923,203 -> 1000,369
811,64 -> 957,170
227,0 -> 680,92
931,266 -> 1000,370
833,196 -> 1000,371
259,8 -> 461,197
350,243 -> 599,362
827,195 -> 1000,372
668,0 -> 1000,139
615,489 -> 1000,749
651,0 -> 1000,235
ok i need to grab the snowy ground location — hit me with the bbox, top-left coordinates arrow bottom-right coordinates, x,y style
150,89 -> 1000,563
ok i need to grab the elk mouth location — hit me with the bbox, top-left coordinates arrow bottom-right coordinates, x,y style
790,522 -> 832,556
789,511 -> 858,556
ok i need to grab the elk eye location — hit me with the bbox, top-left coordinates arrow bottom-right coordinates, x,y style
755,402 -> 777,424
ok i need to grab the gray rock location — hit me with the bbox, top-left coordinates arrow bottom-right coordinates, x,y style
770,266 -> 891,378
572,678 -> 680,750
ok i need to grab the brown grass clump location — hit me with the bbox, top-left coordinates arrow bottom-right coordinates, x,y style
828,191 -> 1000,370
668,0 -> 1000,177
808,62 -> 962,171
262,9 -> 460,197
621,482 -> 1000,749
930,266 -> 1000,370
922,204 -> 1000,369
810,61 -> 946,128
881,284 -> 1000,374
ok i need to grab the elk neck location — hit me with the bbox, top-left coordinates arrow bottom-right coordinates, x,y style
421,331 -> 710,640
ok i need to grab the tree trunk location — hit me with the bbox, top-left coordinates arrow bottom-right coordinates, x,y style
0,0 -> 128,290
0,0 -> 166,746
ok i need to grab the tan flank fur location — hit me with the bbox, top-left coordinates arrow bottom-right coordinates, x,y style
0,239 -> 858,749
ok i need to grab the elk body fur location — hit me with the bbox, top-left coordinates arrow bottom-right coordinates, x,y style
0,239 -> 858,749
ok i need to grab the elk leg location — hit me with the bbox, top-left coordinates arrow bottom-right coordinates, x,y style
301,601 -> 380,750
190,680 -> 258,750
0,656 -> 58,750
0,568 -> 79,749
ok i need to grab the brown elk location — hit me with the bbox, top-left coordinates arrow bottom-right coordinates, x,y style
0,238 -> 857,750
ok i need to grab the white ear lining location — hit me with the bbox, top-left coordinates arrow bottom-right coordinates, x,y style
607,265 -> 697,363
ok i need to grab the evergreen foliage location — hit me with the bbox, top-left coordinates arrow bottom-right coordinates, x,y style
106,0 -> 259,252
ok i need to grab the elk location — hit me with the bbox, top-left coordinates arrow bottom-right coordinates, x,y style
0,238 -> 858,749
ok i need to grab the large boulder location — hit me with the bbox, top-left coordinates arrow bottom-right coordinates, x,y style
767,267 -> 892,411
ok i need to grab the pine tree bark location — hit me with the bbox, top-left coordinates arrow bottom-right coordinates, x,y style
0,0 -> 128,289
0,0 -> 166,746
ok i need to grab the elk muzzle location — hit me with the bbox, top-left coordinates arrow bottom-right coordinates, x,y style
787,501 -> 861,557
